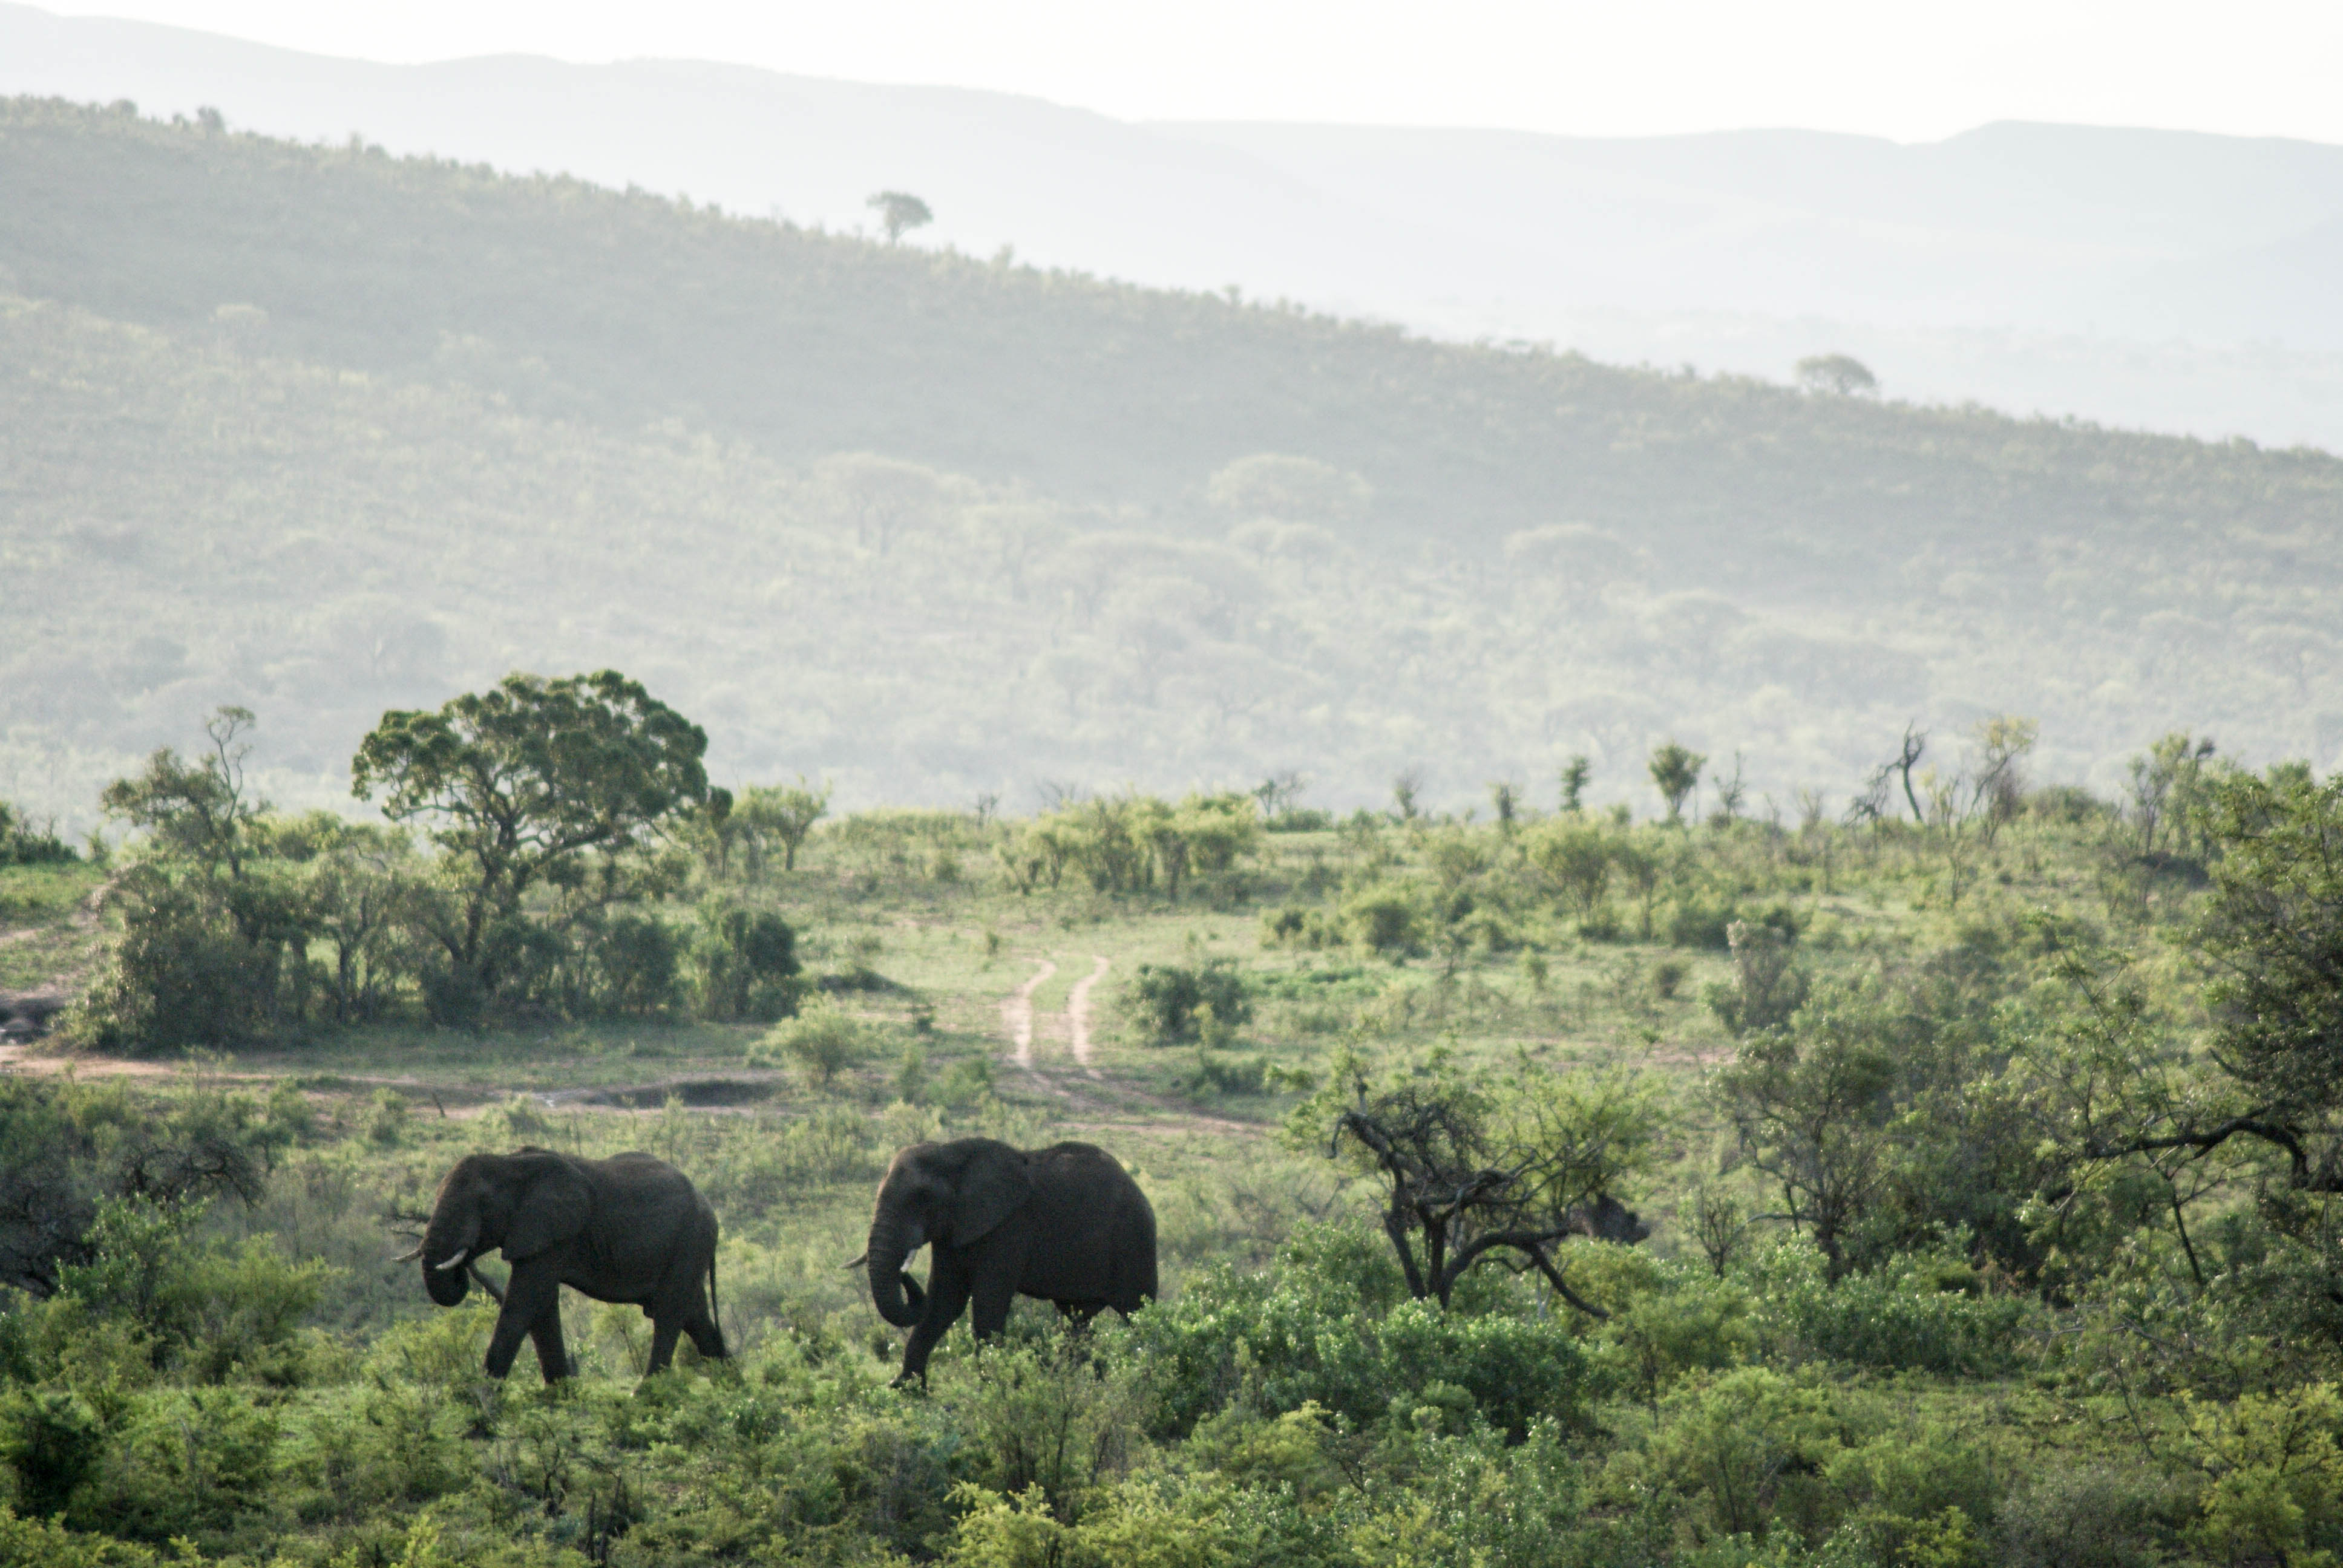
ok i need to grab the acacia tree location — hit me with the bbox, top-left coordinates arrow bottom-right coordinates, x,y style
350,671 -> 707,1019
1795,353 -> 1877,396
866,190 -> 932,244
738,778 -> 831,874
1648,740 -> 1706,824
1303,1051 -> 1660,1315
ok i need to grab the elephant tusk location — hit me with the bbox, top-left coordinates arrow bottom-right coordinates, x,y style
431,1251 -> 470,1272
392,1242 -> 425,1263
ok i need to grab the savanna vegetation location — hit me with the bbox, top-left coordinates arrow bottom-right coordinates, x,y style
4,96 -> 2342,826
3,668 -> 2340,1567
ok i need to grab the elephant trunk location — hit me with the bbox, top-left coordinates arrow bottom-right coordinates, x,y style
865,1216 -> 923,1328
420,1206 -> 482,1309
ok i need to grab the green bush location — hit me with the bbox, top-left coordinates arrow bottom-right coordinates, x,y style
1129,1224 -> 1588,1443
1341,885 -> 1426,957
1749,1242 -> 2043,1377
0,1388 -> 104,1520
749,1004 -> 870,1087
0,1506 -> 163,1567
1120,961 -> 1250,1045
70,875 -> 287,1051
0,803 -> 73,867
1996,1463 -> 2180,1568
693,904 -> 803,1022
586,912 -> 682,1014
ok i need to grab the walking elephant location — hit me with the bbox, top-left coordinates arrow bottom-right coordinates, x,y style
402,1147 -> 724,1383
862,1137 -> 1156,1385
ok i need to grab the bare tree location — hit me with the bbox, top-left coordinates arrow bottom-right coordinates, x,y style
1316,1054 -> 1660,1315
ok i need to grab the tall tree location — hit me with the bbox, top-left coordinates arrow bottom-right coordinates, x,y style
350,671 -> 707,1018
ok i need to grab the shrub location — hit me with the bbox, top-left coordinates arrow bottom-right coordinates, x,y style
0,802 -> 74,866
1121,961 -> 1250,1045
1997,1463 -> 2179,1568
1705,920 -> 1809,1035
1645,1367 -> 1853,1543
1748,1242 -> 2042,1377
1258,906 -> 1339,949
1341,885 -> 1425,958
693,903 -> 803,1021
589,912 -> 681,1014
1127,1223 -> 1588,1442
749,1004 -> 868,1088
71,875 -> 285,1051
0,1388 -> 105,1520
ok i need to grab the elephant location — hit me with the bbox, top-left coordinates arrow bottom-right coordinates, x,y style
862,1137 -> 1156,1385
402,1147 -> 724,1383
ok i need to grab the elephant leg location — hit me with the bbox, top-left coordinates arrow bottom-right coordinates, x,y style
968,1269 -> 1017,1342
645,1314 -> 684,1375
686,1303 -> 726,1359
899,1267 -> 971,1385
528,1301 -> 573,1383
485,1262 -> 560,1379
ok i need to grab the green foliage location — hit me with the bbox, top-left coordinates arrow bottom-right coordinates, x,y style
1130,1223 -> 1592,1443
1121,959 -> 1251,1045
351,669 -> 707,1021
692,902 -> 804,1021
748,1003 -> 870,1087
0,803 -> 72,868
0,1387 -> 103,1518
1651,740 -> 1708,823
733,779 -> 830,875
1745,1241 -> 2043,1377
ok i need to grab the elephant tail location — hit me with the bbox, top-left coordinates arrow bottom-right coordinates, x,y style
709,1251 -> 724,1354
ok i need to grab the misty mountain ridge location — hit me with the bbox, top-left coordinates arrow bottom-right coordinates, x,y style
6,0 -> 2343,448
1,99 -> 2338,834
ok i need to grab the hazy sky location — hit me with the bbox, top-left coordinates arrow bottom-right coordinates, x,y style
34,0 -> 2343,144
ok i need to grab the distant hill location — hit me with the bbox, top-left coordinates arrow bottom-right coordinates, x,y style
1,99 -> 2339,827
8,1 -> 2343,449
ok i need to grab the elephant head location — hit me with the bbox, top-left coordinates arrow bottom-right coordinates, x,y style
864,1139 -> 1032,1328
413,1148 -> 591,1307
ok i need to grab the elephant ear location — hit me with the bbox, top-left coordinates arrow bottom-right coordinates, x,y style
946,1143 -> 1032,1246
505,1154 -> 592,1262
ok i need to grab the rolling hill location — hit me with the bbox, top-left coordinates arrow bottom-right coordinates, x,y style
9,0 -> 2343,449
1,98 -> 2338,828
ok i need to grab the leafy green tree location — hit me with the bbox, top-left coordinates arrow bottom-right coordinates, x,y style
350,670 -> 707,1021
1527,819 -> 1611,927
99,706 -> 263,880
1714,985 -> 1899,1277
1648,740 -> 1706,825
79,709 -> 320,1048
2128,730 -> 2216,856
738,777 -> 831,874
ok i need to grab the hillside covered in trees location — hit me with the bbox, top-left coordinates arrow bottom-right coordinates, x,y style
2,97 -> 2340,826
